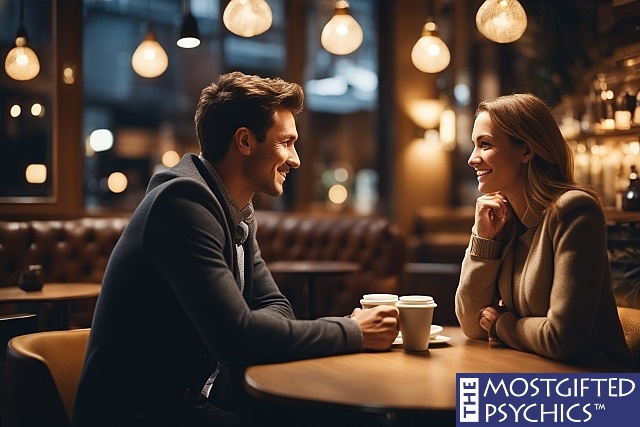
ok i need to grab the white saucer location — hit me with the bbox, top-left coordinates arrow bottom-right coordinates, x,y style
429,335 -> 451,344
430,324 -> 443,337
392,332 -> 451,346
397,324 -> 442,339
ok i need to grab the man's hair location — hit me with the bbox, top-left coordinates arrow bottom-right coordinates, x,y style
194,71 -> 304,162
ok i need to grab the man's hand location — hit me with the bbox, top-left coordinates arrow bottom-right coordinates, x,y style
351,305 -> 399,351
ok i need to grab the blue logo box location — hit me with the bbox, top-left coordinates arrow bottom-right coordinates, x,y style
457,373 -> 640,426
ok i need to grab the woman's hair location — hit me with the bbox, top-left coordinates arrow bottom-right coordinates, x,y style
477,93 -> 599,216
194,71 -> 304,162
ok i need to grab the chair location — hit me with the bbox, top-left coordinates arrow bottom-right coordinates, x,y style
3,328 -> 90,427
0,314 -> 38,360
0,314 -> 39,427
617,306 -> 640,369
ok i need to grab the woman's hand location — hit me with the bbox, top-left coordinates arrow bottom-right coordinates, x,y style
475,193 -> 510,240
479,304 -> 509,332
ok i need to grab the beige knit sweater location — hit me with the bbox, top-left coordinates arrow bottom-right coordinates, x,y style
456,189 -> 637,371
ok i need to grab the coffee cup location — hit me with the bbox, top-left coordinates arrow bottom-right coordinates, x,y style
396,295 -> 437,351
360,293 -> 398,309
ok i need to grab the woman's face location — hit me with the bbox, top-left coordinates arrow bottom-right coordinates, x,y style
469,111 -> 530,196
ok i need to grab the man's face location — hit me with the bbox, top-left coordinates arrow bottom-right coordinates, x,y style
244,108 -> 300,197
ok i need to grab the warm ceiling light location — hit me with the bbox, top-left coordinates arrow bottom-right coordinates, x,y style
25,164 -> 47,184
321,1 -> 363,55
132,26 -> 169,78
411,21 -> 450,74
107,172 -> 128,194
439,108 -> 456,151
177,0 -> 200,48
408,99 -> 444,129
476,0 -> 527,43
5,0 -> 40,81
223,0 -> 273,38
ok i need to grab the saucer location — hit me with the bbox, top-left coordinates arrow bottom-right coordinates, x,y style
397,324 -> 442,339
429,335 -> 452,344
430,324 -> 443,337
392,331 -> 451,346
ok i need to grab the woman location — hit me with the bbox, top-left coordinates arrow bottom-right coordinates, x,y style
455,93 -> 637,371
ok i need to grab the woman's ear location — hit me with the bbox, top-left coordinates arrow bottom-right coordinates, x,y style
522,145 -> 533,164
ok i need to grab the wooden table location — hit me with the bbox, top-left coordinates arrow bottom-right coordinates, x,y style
267,261 -> 360,319
0,283 -> 101,329
244,327 -> 594,421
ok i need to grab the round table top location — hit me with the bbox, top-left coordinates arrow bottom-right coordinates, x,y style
245,327 -> 595,414
267,260 -> 360,276
0,283 -> 101,303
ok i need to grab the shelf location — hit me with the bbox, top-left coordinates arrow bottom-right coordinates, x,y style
582,127 -> 640,139
606,208 -> 640,223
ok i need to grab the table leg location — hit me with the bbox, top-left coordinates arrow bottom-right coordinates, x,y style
54,302 -> 70,330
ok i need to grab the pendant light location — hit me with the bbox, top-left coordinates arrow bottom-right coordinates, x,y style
321,1 -> 363,56
132,24 -> 169,78
5,0 -> 40,81
476,0 -> 527,43
223,0 -> 273,38
177,0 -> 200,48
411,1 -> 450,74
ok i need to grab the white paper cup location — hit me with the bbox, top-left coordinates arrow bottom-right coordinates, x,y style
397,296 -> 437,352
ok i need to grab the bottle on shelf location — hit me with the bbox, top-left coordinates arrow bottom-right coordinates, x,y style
623,165 -> 640,211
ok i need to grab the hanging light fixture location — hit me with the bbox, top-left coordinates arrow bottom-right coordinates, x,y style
321,1 -> 363,55
177,0 -> 200,48
5,0 -> 40,81
223,0 -> 273,38
132,24 -> 169,78
476,0 -> 527,43
411,21 -> 450,74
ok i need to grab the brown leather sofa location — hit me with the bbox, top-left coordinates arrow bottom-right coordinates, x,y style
0,212 -> 405,327
255,211 -> 406,318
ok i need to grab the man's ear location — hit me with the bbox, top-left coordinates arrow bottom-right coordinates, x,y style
522,145 -> 533,164
234,128 -> 251,155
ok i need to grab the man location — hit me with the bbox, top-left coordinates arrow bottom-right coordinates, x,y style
72,72 -> 399,427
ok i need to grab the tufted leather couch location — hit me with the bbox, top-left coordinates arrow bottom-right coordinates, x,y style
255,211 -> 406,318
0,218 -> 130,328
0,212 -> 405,327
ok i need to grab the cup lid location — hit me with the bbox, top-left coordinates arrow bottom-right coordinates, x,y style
362,293 -> 398,301
399,295 -> 434,304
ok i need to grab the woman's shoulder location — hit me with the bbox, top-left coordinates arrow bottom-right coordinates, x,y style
550,189 -> 604,220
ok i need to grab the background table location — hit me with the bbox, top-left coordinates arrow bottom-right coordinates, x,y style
244,327 -> 595,420
267,261 -> 360,319
0,283 -> 101,329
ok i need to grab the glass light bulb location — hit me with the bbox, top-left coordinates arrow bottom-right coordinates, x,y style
476,0 -> 527,43
5,37 -> 40,81
131,31 -> 169,78
223,0 -> 273,37
321,1 -> 363,55
411,23 -> 450,74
